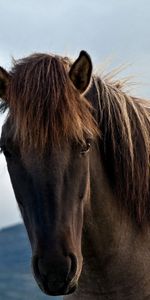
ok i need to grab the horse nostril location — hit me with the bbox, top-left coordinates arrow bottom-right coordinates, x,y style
32,253 -> 78,295
33,254 -> 76,281
67,253 -> 77,282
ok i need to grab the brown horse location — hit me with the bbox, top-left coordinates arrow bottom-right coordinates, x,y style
0,51 -> 150,300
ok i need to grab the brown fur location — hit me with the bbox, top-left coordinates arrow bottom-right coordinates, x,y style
2,53 -> 98,152
1,53 -> 150,225
92,76 -> 150,224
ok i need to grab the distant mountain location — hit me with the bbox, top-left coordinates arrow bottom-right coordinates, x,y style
0,224 -> 61,300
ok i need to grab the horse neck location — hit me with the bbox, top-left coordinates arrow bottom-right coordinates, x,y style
65,145 -> 150,300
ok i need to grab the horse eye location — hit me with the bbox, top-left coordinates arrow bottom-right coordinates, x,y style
80,141 -> 91,155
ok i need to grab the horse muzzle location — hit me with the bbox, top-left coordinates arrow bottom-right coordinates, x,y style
32,253 -> 79,296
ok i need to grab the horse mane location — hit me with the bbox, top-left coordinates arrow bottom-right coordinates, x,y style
92,75 -> 150,225
0,53 -> 98,152
1,52 -> 150,224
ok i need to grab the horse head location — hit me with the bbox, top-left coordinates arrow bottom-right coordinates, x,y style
0,51 -> 98,296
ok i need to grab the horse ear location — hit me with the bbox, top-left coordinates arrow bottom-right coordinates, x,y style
0,67 -> 10,99
69,51 -> 92,93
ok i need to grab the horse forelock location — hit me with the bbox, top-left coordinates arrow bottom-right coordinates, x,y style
1,52 -> 150,225
5,53 -> 98,152
93,75 -> 150,225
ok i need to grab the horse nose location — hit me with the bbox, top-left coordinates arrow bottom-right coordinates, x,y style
32,253 -> 77,295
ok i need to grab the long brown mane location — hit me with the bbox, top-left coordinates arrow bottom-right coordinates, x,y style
92,75 -> 150,224
1,53 -> 98,151
1,53 -> 150,225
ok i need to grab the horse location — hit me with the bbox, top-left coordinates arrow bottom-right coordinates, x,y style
0,51 -> 150,300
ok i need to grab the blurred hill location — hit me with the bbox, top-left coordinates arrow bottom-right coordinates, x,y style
0,224 -> 61,300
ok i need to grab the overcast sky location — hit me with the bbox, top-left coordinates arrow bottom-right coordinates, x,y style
0,0 -> 150,228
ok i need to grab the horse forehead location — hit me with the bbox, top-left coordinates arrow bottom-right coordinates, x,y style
2,116 -> 71,150
22,144 -> 71,170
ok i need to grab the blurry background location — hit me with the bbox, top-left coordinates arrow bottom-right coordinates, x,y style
0,0 -> 150,299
